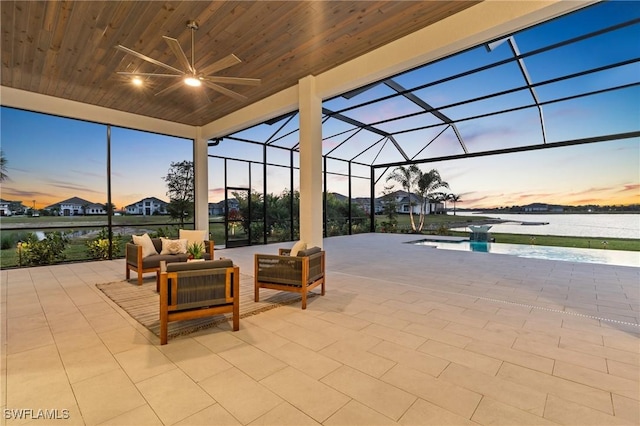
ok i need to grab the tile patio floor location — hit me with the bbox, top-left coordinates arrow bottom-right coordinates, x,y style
1,233 -> 638,425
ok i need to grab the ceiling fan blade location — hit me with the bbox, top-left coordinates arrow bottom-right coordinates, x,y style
117,71 -> 181,78
202,80 -> 247,101
154,80 -> 185,97
115,44 -> 184,75
203,76 -> 261,86
198,54 -> 242,76
198,88 -> 212,104
163,36 -> 193,74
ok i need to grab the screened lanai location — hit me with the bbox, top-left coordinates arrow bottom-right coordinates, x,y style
1,0 -> 638,261
208,0 -> 640,247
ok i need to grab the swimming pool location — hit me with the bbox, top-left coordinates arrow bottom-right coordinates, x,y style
412,240 -> 640,267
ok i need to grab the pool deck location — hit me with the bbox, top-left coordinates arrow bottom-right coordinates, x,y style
1,233 -> 638,425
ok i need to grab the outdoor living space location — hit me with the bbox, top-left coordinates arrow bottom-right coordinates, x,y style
2,233 -> 638,425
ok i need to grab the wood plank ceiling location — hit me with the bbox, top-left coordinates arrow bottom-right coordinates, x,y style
1,1 -> 480,127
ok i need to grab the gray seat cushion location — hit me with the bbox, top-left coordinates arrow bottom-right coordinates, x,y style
167,259 -> 233,272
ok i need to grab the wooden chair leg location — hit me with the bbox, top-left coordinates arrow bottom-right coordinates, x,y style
160,274 -> 168,345
137,270 -> 143,285
321,278 -> 326,296
233,300 -> 239,331
254,281 -> 260,302
160,310 -> 168,345
126,265 -> 130,280
301,287 -> 307,310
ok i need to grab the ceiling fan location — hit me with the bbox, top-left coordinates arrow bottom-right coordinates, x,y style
115,20 -> 260,101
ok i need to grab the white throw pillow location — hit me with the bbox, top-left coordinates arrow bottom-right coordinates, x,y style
160,238 -> 187,255
290,240 -> 307,257
179,229 -> 208,252
132,233 -> 158,258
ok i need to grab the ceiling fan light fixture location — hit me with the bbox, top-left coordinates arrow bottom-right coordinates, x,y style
115,19 -> 260,101
184,76 -> 201,87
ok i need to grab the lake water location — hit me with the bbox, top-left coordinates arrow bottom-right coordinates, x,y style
452,213 -> 640,239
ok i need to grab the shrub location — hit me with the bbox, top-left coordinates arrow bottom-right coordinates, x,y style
1,231 -> 30,250
86,228 -> 122,260
1,235 -> 12,250
149,226 -> 178,238
18,231 -> 70,266
436,223 -> 450,235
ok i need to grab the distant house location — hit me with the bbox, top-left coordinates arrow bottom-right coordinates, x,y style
208,199 -> 239,216
0,199 -> 12,216
353,197 -> 380,214
44,197 -> 102,216
125,197 -> 168,216
379,190 -> 443,215
84,203 -> 107,215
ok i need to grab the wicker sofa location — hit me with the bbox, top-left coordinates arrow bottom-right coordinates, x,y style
125,236 -> 214,285
159,259 -> 240,345
254,246 -> 325,309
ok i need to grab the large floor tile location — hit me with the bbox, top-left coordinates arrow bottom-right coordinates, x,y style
439,362 -> 547,416
71,369 -> 147,425
199,367 -> 283,424
218,343 -> 287,380
464,339 -> 554,373
320,339 -> 395,378
267,341 -> 342,380
399,398 -> 476,425
58,342 -> 121,383
136,368 -> 215,425
250,402 -> 320,425
325,400 -> 400,425
160,337 -> 233,382
496,362 -> 614,414
543,394 -> 631,425
553,360 -> 640,401
368,340 -> 449,377
418,339 -> 502,375
322,365 -> 416,421
113,344 -> 176,383
380,364 -> 481,419
174,403 -> 241,425
97,405 -> 163,425
261,366 -> 350,422
471,397 -> 555,425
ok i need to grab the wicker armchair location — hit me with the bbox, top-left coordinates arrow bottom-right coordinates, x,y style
159,259 -> 239,345
254,247 -> 325,309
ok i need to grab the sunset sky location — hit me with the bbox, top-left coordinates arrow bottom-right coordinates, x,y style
1,1 -> 638,211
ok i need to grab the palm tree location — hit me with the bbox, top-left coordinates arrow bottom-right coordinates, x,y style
386,165 -> 420,232
0,150 -> 8,182
448,193 -> 462,215
415,169 -> 449,231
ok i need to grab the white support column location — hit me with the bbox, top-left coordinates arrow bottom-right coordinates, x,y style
298,75 -> 323,248
194,128 -> 210,234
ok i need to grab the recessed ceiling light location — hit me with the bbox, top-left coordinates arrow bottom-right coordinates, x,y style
184,76 -> 201,87
132,77 -> 143,86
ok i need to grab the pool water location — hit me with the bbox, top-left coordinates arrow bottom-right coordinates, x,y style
412,240 -> 640,268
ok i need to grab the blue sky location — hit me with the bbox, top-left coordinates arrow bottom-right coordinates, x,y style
1,1 -> 638,210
